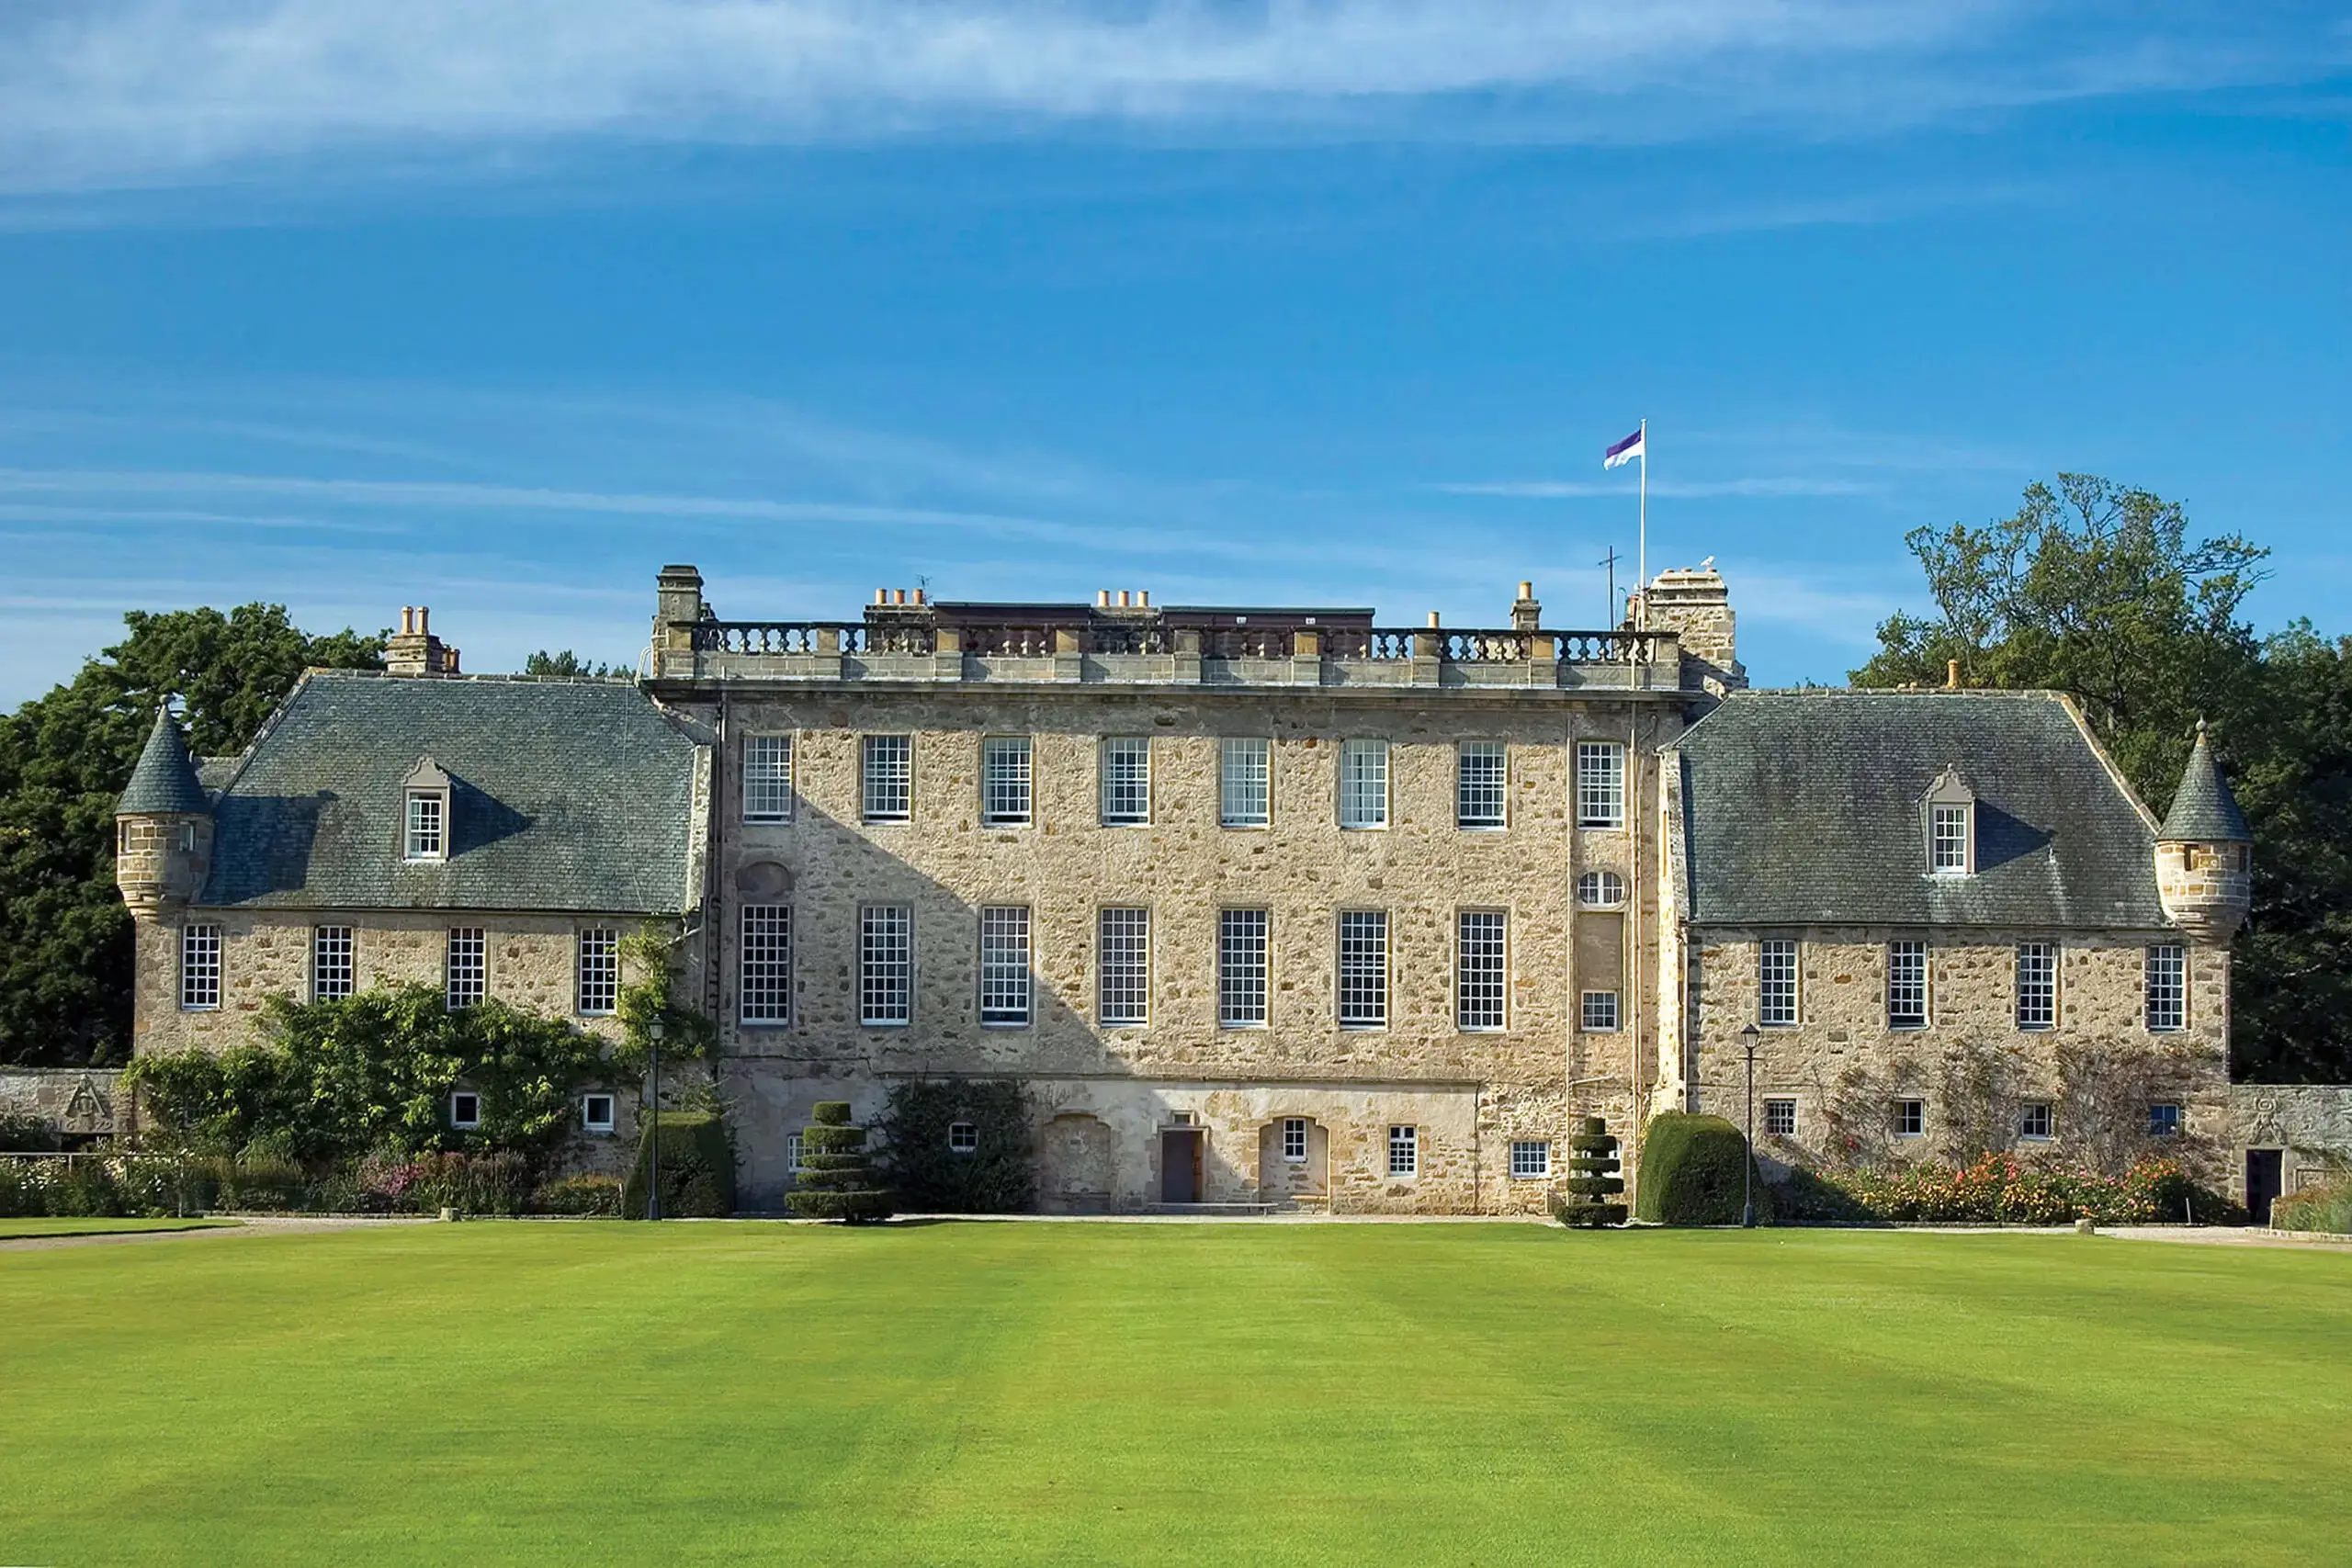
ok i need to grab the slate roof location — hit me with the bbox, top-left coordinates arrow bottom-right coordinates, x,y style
117,709 -> 209,816
198,673 -> 703,914
2158,724 -> 2251,842
1673,690 -> 2170,930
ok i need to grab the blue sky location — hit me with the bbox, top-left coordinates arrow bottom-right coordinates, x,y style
1,1 -> 2346,704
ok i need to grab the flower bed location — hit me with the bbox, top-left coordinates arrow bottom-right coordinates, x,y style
1777,1154 -> 2242,1226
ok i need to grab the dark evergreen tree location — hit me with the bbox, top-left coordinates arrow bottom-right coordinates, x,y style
786,1101 -> 894,1224
1555,1116 -> 1627,1228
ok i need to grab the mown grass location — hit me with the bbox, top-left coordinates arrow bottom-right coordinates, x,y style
0,1215 -> 235,1240
2,1222 -> 2346,1566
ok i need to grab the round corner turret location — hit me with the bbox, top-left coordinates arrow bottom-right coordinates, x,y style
2154,720 -> 2252,944
114,707 -> 214,919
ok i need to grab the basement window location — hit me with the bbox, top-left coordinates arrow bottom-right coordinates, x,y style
449,1091 -> 481,1130
2148,1103 -> 2183,1137
948,1122 -> 978,1155
1763,1098 -> 1797,1138
582,1095 -> 616,1134
2019,1103 -> 2054,1141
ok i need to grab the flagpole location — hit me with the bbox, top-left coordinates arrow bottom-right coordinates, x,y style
1635,418 -> 1647,627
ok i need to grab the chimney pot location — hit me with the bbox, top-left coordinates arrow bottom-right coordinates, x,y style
913,588 -> 926,606
1427,611 -> 1442,628
418,607 -> 430,634
1118,591 -> 1131,608
1946,659 -> 1962,690
1097,590 -> 1111,608
875,589 -> 888,605
1518,581 -> 1533,600
1138,590 -> 1149,608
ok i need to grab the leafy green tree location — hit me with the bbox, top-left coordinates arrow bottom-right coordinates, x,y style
0,605 -> 383,1066
523,649 -> 621,679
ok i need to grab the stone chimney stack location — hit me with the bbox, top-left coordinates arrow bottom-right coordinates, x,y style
1510,581 -> 1542,633
386,606 -> 458,677
2154,720 -> 2254,944
654,565 -> 707,656
1636,563 -> 1745,696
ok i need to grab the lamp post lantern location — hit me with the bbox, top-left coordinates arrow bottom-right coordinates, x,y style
646,1015 -> 665,1223
1739,1022 -> 1760,1229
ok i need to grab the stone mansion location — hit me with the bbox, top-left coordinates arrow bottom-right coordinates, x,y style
113,564 -> 2252,1213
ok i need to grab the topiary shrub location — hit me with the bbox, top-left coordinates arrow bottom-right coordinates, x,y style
623,1111 -> 736,1218
1553,1116 -> 1628,1227
786,1102 -> 894,1224
1636,1111 -> 1770,1226
875,1079 -> 1035,1213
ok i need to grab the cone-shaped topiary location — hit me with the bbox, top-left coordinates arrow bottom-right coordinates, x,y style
1553,1115 -> 1628,1227
785,1101 -> 894,1224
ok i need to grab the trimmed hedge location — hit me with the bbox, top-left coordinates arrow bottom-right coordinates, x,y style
875,1079 -> 1035,1213
1554,1116 -> 1628,1228
786,1102 -> 893,1224
623,1111 -> 736,1219
1636,1112 -> 1770,1226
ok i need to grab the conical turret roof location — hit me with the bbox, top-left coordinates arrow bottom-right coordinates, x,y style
116,706 -> 209,817
2158,722 -> 2249,843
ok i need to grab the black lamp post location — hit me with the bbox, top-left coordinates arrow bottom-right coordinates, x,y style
646,1015 -> 665,1223
1740,1022 -> 1761,1229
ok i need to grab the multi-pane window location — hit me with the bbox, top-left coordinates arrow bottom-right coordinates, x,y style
1510,1140 -> 1551,1179
1387,1124 -> 1419,1178
1339,739 -> 1389,829
582,1094 -> 616,1134
1930,804 -> 1969,873
859,905 -> 913,1025
1575,740 -> 1625,829
445,928 -> 486,1010
1220,737 -> 1271,828
1887,940 -> 1928,1030
2019,1102 -> 2054,1140
2016,943 -> 2058,1031
2148,1102 -> 2183,1137
1758,939 -> 1799,1027
180,923 -> 221,1010
981,737 -> 1032,826
311,925 -> 355,1002
1338,911 -> 1389,1028
2145,944 -> 2186,1032
1577,871 -> 1626,908
1456,741 -> 1507,829
405,791 -> 445,860
1895,1099 -> 1925,1137
1282,1118 -> 1308,1163
978,906 -> 1032,1026
1098,908 -> 1149,1025
1763,1098 -> 1797,1138
1581,990 -> 1621,1032
576,927 -> 619,1016
862,734 -> 912,823
1218,909 -> 1270,1028
740,904 -> 792,1025
742,734 -> 794,822
1101,738 -> 1151,826
787,1132 -> 806,1173
948,1122 -> 979,1154
1456,910 -> 1506,1030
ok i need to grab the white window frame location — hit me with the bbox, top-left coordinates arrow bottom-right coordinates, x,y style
180,923 -> 221,1011
1758,939 -> 1799,1028
1387,1124 -> 1419,1179
947,1121 -> 978,1155
1281,1117 -> 1308,1163
582,1094 -> 616,1134
980,736 -> 1033,827
449,1090 -> 481,1130
1097,907 -> 1149,1026
742,733 -> 795,823
2016,942 -> 2058,1032
2148,1102 -> 2183,1137
978,906 -> 1032,1027
740,904 -> 793,1026
859,904 -> 913,1026
787,1132 -> 806,1174
1455,909 -> 1507,1031
1456,740 -> 1507,829
1510,1140 -> 1551,1179
1339,739 -> 1389,829
1581,989 -> 1621,1032
311,925 -> 355,1003
1887,939 -> 1928,1031
1576,871 -> 1626,908
576,926 -> 619,1017
862,733 -> 912,824
1337,910 -> 1389,1029
1220,737 -> 1271,828
1575,740 -> 1626,829
1763,1097 -> 1797,1138
1218,908 -> 1270,1029
2019,1102 -> 2054,1140
1895,1098 -> 1925,1138
404,790 -> 446,862
445,927 -> 486,1011
1929,803 -> 1970,874
2145,944 -> 2187,1033
1100,737 -> 1151,827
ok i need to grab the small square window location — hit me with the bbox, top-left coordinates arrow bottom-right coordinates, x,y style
1581,990 -> 1621,1032
1510,1140 -> 1551,1179
1895,1099 -> 1925,1138
2148,1102 -> 2183,1137
449,1091 -> 481,1130
582,1094 -> 616,1134
2020,1102 -> 2054,1140
1282,1118 -> 1308,1163
1763,1098 -> 1797,1138
1387,1124 -> 1419,1179
948,1121 -> 978,1155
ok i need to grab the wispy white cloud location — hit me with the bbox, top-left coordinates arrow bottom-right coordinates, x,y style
0,1 -> 2339,194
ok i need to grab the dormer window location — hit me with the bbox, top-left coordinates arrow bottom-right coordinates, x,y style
401,757 -> 453,863
1924,765 -> 1975,877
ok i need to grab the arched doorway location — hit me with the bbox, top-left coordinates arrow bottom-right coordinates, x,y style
1257,1115 -> 1330,1211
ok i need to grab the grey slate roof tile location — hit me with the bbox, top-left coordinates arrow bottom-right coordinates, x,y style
117,709 -> 210,816
199,672 -> 701,914
1674,690 -> 2170,930
2158,725 -> 2251,842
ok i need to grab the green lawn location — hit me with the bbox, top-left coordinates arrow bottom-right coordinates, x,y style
3,1223 -> 2346,1566
0,1215 -> 235,1239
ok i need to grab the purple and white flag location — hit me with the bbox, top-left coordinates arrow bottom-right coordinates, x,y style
1603,426 -> 1645,469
